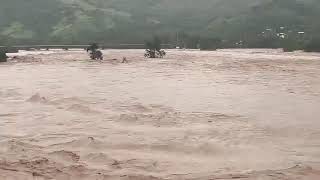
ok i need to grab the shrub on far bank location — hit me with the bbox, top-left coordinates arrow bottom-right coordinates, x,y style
304,38 -> 320,52
282,38 -> 303,52
199,37 -> 221,50
1,46 -> 18,53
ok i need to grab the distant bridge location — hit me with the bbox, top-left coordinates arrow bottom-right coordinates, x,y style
0,43 -> 174,52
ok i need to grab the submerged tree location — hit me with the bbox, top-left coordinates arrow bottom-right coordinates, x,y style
87,43 -> 103,60
0,51 -> 8,62
144,36 -> 166,58
87,43 -> 99,52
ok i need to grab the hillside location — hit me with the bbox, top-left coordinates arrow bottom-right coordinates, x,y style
0,0 -> 319,45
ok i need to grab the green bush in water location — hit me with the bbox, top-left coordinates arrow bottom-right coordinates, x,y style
0,51 -> 8,62
144,36 -> 166,58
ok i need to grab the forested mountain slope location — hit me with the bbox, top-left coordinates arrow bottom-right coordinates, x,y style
0,0 -> 319,45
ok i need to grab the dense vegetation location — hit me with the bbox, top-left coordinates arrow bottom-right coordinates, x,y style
87,43 -> 103,60
1,0 -> 320,51
145,36 -> 166,58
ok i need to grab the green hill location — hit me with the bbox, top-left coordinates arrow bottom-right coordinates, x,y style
0,0 -> 319,46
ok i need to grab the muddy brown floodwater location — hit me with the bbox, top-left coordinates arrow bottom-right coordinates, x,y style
0,49 -> 320,180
